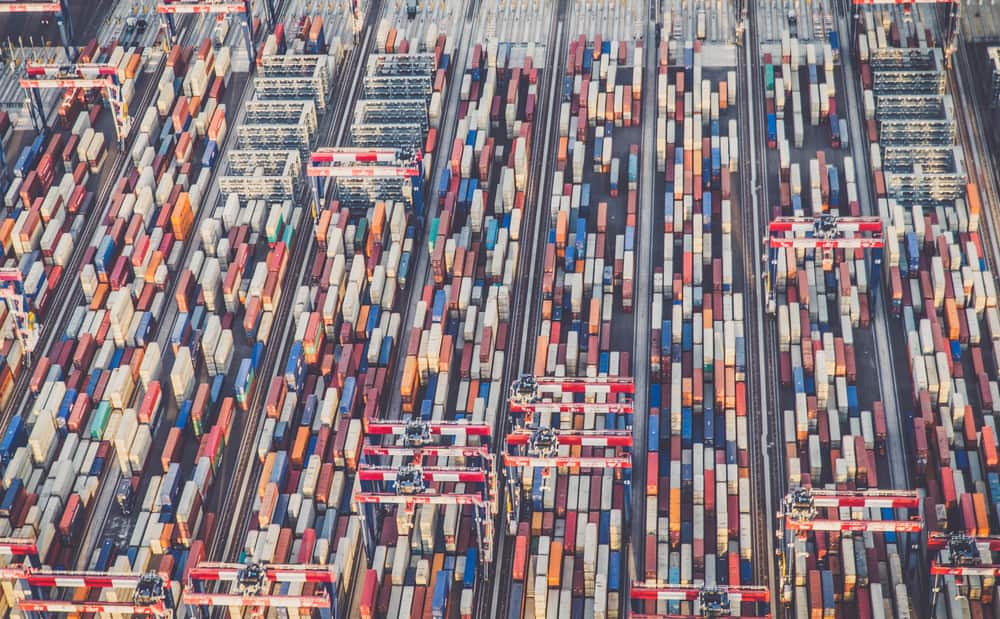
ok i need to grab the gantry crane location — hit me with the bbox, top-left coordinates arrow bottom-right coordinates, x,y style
365,418 -> 493,446
354,464 -> 496,563
0,0 -> 74,58
777,487 -> 923,605
0,268 -> 39,359
19,62 -> 130,145
927,532 -> 1000,609
766,215 -> 883,314
503,426 -> 633,532
156,0 -> 271,66
508,373 -> 635,426
504,375 -> 634,531
185,561 -> 339,619
849,0 -> 960,65
355,418 -> 496,564
306,147 -> 425,217
0,539 -> 173,619
13,570 -> 172,618
630,582 -> 771,618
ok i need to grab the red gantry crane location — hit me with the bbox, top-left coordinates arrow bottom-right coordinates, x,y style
507,373 -> 635,426
19,62 -> 130,145
0,0 -> 74,58
156,0 -> 269,66
354,418 -> 496,564
766,215 -> 883,314
306,146 -> 425,216
630,582 -> 771,618
0,268 -> 39,359
927,532 -> 1000,609
777,487 -> 923,605
848,0 -> 960,63
504,376 -> 635,532
185,561 -> 339,619
0,539 -> 174,618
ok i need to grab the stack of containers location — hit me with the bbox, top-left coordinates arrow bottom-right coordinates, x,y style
0,35 -> 239,610
640,38 -> 761,618
768,28 -> 915,618
119,22 -> 354,613
515,31 -> 641,619
363,32 -> 539,617
0,40 -> 148,410
234,12 -> 457,618
856,10 -> 1000,616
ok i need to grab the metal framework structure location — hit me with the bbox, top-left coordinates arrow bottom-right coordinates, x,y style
630,582 -> 771,618
927,532 -> 1000,608
766,215 -> 884,313
0,540 -> 172,618
850,0 -> 960,64
185,562 -> 338,619
365,419 -> 493,445
0,268 -> 39,358
777,488 -> 922,605
156,0 -> 270,66
504,375 -> 635,531
503,428 -> 632,530
354,464 -> 496,564
0,0 -> 74,57
306,147 -> 425,216
20,62 -> 129,145
507,374 -> 636,424
354,419 -> 496,564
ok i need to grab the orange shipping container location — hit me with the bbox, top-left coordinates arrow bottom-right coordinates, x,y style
171,193 -> 194,240
944,298 -> 960,340
547,542 -> 563,588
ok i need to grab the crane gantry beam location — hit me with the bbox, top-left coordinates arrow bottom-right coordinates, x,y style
20,62 -> 130,145
767,215 -> 884,313
185,561 -> 338,619
306,147 -> 425,216
0,0 -> 74,57
156,0 -> 263,65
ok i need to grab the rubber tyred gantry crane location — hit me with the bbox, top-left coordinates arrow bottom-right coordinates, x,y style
0,0 -> 74,57
185,561 -> 339,619
927,532 -> 1000,609
12,570 -> 173,617
306,147 -> 425,216
365,418 -> 493,445
354,464 -> 496,564
503,426 -> 633,532
508,373 -> 635,426
777,487 -> 922,605
19,62 -> 130,145
156,0 -> 267,66
354,418 -> 496,564
0,538 -> 174,618
849,0 -> 960,65
630,583 -> 771,618
766,215 -> 883,314
0,268 -> 39,359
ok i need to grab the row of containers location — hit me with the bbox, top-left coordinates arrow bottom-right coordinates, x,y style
634,37 -> 765,617
764,21 -> 933,619
234,5 -> 476,619
0,38 -> 158,423
855,9 -> 1000,618
506,24 -> 645,619
0,25 -> 242,608
356,20 -> 539,615
0,11 -> 351,613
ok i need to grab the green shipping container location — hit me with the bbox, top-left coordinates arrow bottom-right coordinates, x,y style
90,401 -> 111,440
